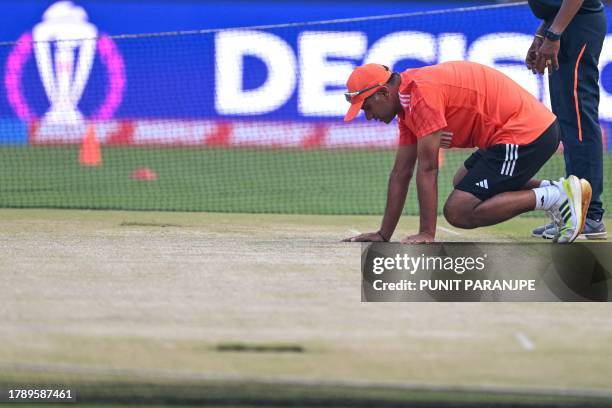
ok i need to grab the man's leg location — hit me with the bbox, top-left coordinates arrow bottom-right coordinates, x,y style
454,153 -> 550,194
454,166 -> 546,192
445,176 -> 590,243
448,149 -> 539,226
450,157 -> 552,228
444,189 -> 536,229
523,178 -> 544,190
528,178 -> 563,238
447,124 -> 590,243
542,12 -> 607,239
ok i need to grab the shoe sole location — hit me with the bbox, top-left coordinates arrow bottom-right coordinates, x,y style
576,178 -> 605,240
578,178 -> 592,238
577,232 -> 608,240
561,176 -> 584,244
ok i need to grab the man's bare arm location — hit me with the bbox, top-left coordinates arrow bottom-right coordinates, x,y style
549,0 -> 584,35
410,131 -> 442,242
378,144 -> 418,240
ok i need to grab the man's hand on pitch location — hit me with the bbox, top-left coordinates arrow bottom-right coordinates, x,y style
400,232 -> 435,244
535,38 -> 560,74
342,231 -> 386,242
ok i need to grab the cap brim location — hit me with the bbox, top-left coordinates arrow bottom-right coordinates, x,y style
344,100 -> 364,122
343,86 -> 382,122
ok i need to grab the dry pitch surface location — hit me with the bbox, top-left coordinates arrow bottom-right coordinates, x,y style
0,209 -> 611,404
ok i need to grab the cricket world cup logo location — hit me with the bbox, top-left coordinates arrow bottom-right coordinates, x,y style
5,1 -> 125,133
34,1 -> 97,126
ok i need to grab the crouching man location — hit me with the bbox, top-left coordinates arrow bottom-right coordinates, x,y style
342,61 -> 590,244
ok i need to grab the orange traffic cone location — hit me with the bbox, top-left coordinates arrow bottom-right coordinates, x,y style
79,124 -> 101,166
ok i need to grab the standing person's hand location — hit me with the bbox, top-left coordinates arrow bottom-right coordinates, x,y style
526,36 -> 544,73
535,38 -> 560,74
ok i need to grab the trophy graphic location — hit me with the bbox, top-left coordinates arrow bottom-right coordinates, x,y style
32,1 -> 97,127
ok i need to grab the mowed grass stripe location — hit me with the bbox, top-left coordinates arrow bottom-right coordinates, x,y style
0,146 -> 592,215
1,376 -> 611,408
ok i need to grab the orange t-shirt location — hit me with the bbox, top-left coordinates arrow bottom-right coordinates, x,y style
398,61 -> 556,149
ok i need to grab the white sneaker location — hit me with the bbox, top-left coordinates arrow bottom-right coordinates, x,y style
551,175 -> 590,244
536,178 -> 564,240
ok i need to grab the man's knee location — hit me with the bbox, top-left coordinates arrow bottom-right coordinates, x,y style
443,203 -> 459,227
444,192 -> 480,229
444,202 -> 476,229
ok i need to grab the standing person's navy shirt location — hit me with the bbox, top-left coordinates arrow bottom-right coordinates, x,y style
528,0 -> 604,20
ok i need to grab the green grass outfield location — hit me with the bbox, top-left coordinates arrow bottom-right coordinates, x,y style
0,146 -> 607,214
0,209 -> 611,408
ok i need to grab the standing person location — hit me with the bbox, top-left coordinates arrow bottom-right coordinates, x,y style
526,0 -> 607,239
341,62 -> 591,244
